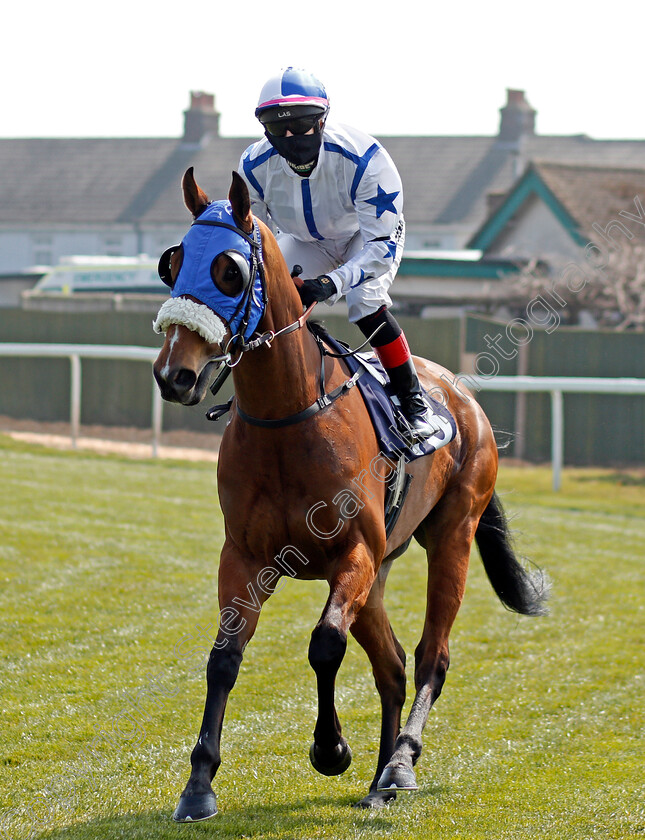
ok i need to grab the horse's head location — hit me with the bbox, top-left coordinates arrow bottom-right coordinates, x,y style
153,169 -> 267,405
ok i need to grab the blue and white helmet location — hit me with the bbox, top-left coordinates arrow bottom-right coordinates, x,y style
255,67 -> 329,124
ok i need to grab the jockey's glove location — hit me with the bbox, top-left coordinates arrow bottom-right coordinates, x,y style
298,275 -> 336,307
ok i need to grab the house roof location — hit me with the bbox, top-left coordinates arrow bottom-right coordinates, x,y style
467,161 -> 645,250
3,90 -> 645,233
535,161 -> 645,235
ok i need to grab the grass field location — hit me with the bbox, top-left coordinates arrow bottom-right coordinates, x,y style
0,435 -> 643,840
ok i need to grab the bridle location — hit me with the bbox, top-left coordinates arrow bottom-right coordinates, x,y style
159,212 -> 313,366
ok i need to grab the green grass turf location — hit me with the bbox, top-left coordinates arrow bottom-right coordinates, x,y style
0,435 -> 643,839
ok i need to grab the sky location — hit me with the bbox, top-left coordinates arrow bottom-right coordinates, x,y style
2,0 -> 643,141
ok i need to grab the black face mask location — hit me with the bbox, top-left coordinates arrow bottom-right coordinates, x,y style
266,129 -> 323,167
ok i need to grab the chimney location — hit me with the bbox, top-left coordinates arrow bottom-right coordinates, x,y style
498,89 -> 536,145
183,91 -> 220,144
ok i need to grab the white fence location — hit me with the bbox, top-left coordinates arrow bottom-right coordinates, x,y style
0,343 -> 163,455
0,344 -> 643,489
464,374 -> 645,489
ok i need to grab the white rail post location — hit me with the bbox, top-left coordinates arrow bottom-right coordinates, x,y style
69,354 -> 81,449
151,373 -> 163,458
550,389 -> 564,492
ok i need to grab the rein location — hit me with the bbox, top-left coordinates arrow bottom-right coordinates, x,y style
236,301 -> 317,354
207,301 -> 317,399
233,336 -> 365,428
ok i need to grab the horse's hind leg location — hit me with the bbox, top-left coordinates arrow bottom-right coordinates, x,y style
377,492 -> 487,792
308,543 -> 376,778
350,561 -> 407,809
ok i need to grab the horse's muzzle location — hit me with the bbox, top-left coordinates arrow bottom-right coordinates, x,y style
153,364 -> 197,404
153,360 -> 220,405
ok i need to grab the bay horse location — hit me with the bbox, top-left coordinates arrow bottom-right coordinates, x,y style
152,169 -> 548,821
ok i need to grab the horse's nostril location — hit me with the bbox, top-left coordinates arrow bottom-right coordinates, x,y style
171,368 -> 197,392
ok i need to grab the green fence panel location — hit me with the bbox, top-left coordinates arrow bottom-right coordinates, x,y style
0,309 -> 164,427
5,305 -> 641,465
465,315 -> 645,466
0,308 -> 461,436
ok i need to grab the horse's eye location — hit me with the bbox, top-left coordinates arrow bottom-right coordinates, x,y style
223,266 -> 241,283
211,255 -> 245,297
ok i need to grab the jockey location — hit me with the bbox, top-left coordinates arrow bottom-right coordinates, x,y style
238,67 -> 441,440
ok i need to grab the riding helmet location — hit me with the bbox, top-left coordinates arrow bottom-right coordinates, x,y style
255,67 -> 329,125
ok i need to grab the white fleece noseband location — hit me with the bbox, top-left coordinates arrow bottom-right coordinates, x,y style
153,297 -> 227,345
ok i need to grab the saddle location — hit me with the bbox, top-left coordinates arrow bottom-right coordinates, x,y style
311,326 -> 456,538
317,329 -> 454,455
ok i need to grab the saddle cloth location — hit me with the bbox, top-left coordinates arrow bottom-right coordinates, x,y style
319,331 -> 456,463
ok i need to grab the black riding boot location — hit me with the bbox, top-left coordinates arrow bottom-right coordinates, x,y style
386,359 -> 442,440
356,306 -> 444,441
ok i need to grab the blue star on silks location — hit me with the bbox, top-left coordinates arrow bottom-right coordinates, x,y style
366,185 -> 400,218
383,239 -> 397,260
350,269 -> 374,289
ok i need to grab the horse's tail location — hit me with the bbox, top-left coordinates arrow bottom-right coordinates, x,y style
475,491 -> 550,616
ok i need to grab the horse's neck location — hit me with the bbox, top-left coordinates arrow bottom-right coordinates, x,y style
231,280 -> 321,419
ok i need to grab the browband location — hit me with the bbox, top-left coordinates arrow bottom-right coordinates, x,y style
191,218 -> 260,249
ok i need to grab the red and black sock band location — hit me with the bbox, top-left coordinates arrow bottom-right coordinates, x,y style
357,306 -> 411,370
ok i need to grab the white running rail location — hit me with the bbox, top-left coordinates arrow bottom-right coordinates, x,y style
0,344 -> 643,487
0,343 -> 163,456
458,375 -> 645,490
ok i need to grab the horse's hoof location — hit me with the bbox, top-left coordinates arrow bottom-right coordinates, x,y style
376,762 -> 418,791
353,789 -> 397,808
309,738 -> 352,776
172,789 -> 218,822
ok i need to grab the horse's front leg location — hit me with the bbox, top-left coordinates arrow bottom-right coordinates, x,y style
173,546 -> 270,822
308,543 -> 375,777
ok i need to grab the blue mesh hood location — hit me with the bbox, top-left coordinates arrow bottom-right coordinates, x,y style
171,201 -> 265,338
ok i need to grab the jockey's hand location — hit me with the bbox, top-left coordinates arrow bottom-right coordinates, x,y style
297,275 -> 336,307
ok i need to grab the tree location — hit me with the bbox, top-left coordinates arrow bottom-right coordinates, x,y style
512,241 -> 645,331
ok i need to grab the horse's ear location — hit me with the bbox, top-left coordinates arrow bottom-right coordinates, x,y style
229,171 -> 252,232
182,167 -> 210,218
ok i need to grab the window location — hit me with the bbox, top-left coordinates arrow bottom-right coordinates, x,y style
102,236 -> 123,257
31,235 -> 53,266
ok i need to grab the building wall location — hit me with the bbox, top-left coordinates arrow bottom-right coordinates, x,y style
0,278 -> 38,308
0,225 -> 187,273
404,225 -> 464,251
2,223 -> 477,277
485,194 -> 581,261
